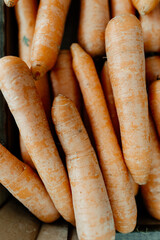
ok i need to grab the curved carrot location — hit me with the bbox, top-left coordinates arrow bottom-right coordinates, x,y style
146,56 -> 160,87
50,50 -> 81,113
141,117 -> 160,220
131,0 -> 160,15
111,0 -> 135,17
105,14 -> 150,185
140,3 -> 160,52
0,144 -> 59,223
30,0 -> 71,79
4,0 -> 18,7
149,80 -> 160,137
101,61 -> 121,143
0,56 -> 75,225
78,0 -> 110,57
52,95 -> 115,240
71,43 -> 137,233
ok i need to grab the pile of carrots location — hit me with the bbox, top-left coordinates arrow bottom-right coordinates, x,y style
1,0 -> 160,239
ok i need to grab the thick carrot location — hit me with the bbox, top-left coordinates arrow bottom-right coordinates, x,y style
141,117 -> 160,220
0,56 -> 75,225
50,50 -> 81,113
105,14 -> 150,185
131,0 -> 160,15
19,135 -> 34,169
71,43 -> 137,233
140,3 -> 160,52
149,80 -> 160,137
111,0 -> 135,17
78,0 -> 110,57
4,0 -> 18,7
0,144 -> 59,223
30,0 -> 71,79
146,56 -> 160,87
101,61 -> 121,143
52,95 -> 115,240
129,172 -> 139,196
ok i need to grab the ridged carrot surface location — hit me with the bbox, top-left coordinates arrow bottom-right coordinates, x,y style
0,144 -> 59,223
111,0 -> 135,17
4,0 -> 18,7
30,0 -> 71,79
132,0 -> 160,15
105,14 -> 150,185
78,0 -> 110,57
71,43 -> 137,233
149,80 -> 160,137
141,117 -> 160,220
52,95 -> 115,240
146,56 -> 160,87
0,56 -> 75,225
140,3 -> 160,52
50,50 -> 81,113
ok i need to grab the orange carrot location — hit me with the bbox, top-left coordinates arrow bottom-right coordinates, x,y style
146,56 -> 160,87
0,56 -> 75,225
4,0 -> 18,7
78,0 -> 110,57
149,80 -> 160,137
19,135 -> 34,169
105,14 -> 151,185
141,116 -> 160,220
140,3 -> 160,52
129,172 -> 139,196
132,0 -> 160,15
52,95 -> 115,240
101,61 -> 121,143
71,43 -> 137,233
111,0 -> 135,17
0,144 -> 59,223
50,50 -> 81,113
30,0 -> 71,79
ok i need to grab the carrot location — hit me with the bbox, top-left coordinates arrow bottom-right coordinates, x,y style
105,14 -> 150,185
50,50 -> 81,113
0,143 -> 59,223
0,56 -> 75,225
4,0 -> 18,7
71,43 -> 137,233
129,172 -> 139,196
131,0 -> 160,15
101,61 -> 121,143
52,95 -> 115,240
30,0 -> 71,79
140,3 -> 160,52
146,56 -> 160,87
141,116 -> 160,220
149,80 -> 160,137
111,0 -> 135,18
78,0 -> 110,57
19,135 -> 34,169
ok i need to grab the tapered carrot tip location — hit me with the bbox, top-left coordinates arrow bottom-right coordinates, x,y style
31,64 -> 45,80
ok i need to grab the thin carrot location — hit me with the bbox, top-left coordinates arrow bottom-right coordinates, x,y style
71,43 -> 137,233
78,0 -> 110,57
131,0 -> 160,15
0,56 -> 75,225
52,95 -> 115,240
129,172 -> 139,196
111,0 -> 135,18
141,116 -> 160,220
105,14 -> 150,185
140,3 -> 160,53
146,56 -> 160,87
4,0 -> 18,7
149,80 -> 160,137
0,144 -> 59,223
19,135 -> 34,169
50,50 -> 81,113
101,61 -> 121,143
30,0 -> 71,79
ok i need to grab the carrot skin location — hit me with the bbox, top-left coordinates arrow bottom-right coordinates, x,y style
105,14 -> 151,185
146,56 -> 160,87
0,56 -> 75,225
71,43 -> 137,233
52,95 -> 115,240
111,0 -> 135,17
30,0 -> 71,79
4,0 -> 18,7
132,0 -> 160,15
19,135 -> 34,169
0,144 -> 59,223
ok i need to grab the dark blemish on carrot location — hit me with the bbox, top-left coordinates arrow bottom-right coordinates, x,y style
23,36 -> 30,47
78,129 -> 82,133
